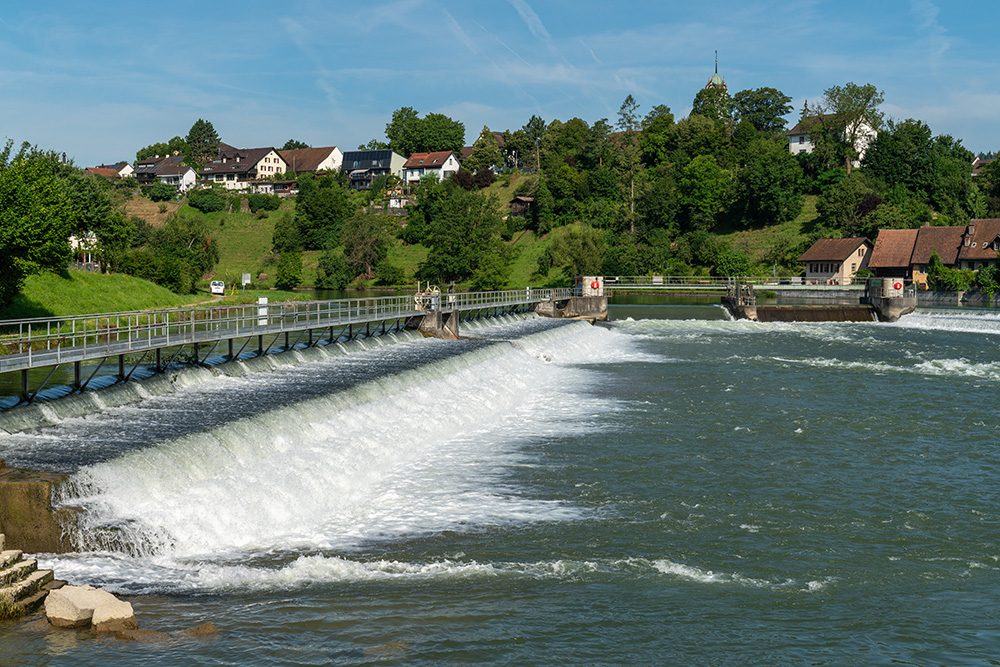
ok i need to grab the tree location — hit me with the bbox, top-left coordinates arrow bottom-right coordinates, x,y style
136,136 -> 187,162
384,107 -> 465,156
359,139 -> 389,150
315,249 -> 354,289
691,87 -> 733,122
340,211 -> 392,278
0,141 -> 74,309
678,155 -> 730,230
464,126 -> 502,174
294,174 -> 356,250
638,105 -> 675,166
281,139 -> 310,150
616,95 -> 641,232
417,183 -> 512,285
274,251 -> 303,290
732,88 -> 793,133
187,188 -> 225,213
185,119 -> 221,169
730,136 -> 805,227
804,82 -> 885,174
272,211 -> 303,254
548,224 -> 605,276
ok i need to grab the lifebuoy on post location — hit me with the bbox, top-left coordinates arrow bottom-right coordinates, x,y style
893,282 -> 902,290
591,281 -> 599,290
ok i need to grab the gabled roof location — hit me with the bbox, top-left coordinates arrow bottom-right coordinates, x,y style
403,151 -> 456,169
910,225 -> 964,265
200,146 -> 279,176
958,219 -> 1000,262
131,155 -> 192,177
868,229 -> 919,268
972,157 -> 995,177
86,167 -> 120,178
341,150 -> 396,171
278,147 -> 339,173
96,162 -> 129,171
797,237 -> 871,263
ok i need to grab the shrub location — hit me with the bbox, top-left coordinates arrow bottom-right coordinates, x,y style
148,182 -> 175,202
187,188 -> 225,213
315,250 -> 354,290
247,193 -> 282,213
375,261 -> 405,286
274,251 -> 302,291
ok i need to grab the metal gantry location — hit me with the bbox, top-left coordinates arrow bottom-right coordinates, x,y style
0,288 -> 574,407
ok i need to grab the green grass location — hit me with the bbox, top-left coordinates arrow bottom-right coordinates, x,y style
183,205 -> 279,287
3,270 -> 193,319
718,194 -> 820,267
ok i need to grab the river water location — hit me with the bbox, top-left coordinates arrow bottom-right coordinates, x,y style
2,304 -> 1000,665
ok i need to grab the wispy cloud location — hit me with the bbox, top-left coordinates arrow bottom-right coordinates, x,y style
508,0 -> 550,41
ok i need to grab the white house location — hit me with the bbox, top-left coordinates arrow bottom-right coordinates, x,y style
277,146 -> 343,174
402,151 -> 461,184
787,114 -> 877,168
199,144 -> 288,190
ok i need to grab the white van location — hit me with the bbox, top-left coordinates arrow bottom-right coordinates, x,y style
210,280 -> 225,295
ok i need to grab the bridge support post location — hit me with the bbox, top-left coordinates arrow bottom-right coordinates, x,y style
73,362 -> 81,391
20,370 -> 29,404
155,348 -> 162,373
257,335 -> 263,357
228,338 -> 234,360
118,354 -> 126,381
284,332 -> 290,350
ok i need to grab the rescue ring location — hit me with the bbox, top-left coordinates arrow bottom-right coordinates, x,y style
591,281 -> 600,289
893,282 -> 902,290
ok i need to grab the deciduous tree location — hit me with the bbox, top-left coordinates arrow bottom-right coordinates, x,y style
732,87 -> 793,133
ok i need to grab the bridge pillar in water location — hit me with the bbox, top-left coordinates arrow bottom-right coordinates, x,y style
406,309 -> 460,339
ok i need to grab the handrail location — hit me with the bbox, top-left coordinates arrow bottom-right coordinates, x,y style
0,288 -> 572,369
601,275 -> 869,287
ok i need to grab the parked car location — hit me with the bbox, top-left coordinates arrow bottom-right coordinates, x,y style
210,280 -> 225,295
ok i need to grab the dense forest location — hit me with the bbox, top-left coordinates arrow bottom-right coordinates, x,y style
2,81 -> 997,310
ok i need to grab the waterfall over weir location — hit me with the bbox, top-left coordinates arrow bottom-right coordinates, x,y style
10,316 -> 627,589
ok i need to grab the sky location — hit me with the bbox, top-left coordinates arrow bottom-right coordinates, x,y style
1,0 -> 996,167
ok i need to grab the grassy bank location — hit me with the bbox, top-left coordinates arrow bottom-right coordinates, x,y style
3,270 -> 193,319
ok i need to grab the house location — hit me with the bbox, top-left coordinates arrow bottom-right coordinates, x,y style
957,219 -> 1000,271
198,144 -> 287,190
132,155 -> 197,192
909,225 -> 965,287
340,150 -> 406,190
867,229 -> 919,279
509,195 -> 534,217
786,114 -> 877,167
797,237 -> 872,284
96,162 -> 134,178
972,157 -> 995,178
402,151 -> 461,184
85,167 -> 121,179
277,146 -> 343,175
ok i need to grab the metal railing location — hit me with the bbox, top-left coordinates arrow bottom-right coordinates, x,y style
0,288 -> 573,373
601,275 -> 869,288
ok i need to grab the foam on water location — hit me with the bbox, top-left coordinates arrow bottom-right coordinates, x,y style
46,320 -> 639,591
890,308 -> 1000,335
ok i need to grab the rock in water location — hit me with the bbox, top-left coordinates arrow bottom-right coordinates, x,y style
45,585 -> 137,632
91,598 -> 138,634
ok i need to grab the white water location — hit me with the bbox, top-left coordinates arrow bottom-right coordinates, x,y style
45,321 -> 639,593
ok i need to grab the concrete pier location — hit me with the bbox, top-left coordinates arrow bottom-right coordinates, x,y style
0,467 -> 76,554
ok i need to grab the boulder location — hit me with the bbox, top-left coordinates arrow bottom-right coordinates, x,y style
181,622 -> 219,637
45,585 -> 135,632
91,598 -> 137,634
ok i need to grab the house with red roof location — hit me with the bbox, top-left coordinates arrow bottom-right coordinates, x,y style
277,146 -> 342,175
403,151 -> 461,184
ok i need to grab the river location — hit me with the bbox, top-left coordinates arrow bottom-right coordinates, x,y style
2,303 -> 999,665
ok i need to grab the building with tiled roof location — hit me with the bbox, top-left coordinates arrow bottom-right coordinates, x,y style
86,167 -> 120,179
972,157 -> 994,178
402,151 -> 461,184
910,225 -> 965,286
957,219 -> 1000,269
867,229 -> 919,278
199,144 -> 287,190
95,162 -> 133,178
277,146 -> 342,175
132,155 -> 197,192
797,237 -> 872,284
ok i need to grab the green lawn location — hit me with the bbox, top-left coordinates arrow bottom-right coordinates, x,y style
3,269 -> 193,319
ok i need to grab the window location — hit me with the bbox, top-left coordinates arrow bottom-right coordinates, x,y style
798,136 -> 805,144
851,263 -> 856,272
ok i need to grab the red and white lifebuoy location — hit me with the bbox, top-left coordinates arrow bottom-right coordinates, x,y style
591,281 -> 600,289
893,282 -> 902,290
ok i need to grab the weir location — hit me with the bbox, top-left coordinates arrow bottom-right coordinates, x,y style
0,315 -> 595,555
721,278 -> 916,322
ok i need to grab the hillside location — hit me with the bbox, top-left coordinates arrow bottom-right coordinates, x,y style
3,269 -> 194,319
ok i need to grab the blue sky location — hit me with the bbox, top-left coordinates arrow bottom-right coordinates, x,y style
1,0 -> 996,167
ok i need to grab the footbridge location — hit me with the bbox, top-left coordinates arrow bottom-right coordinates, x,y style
0,287 -> 579,407
601,275 -> 867,291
